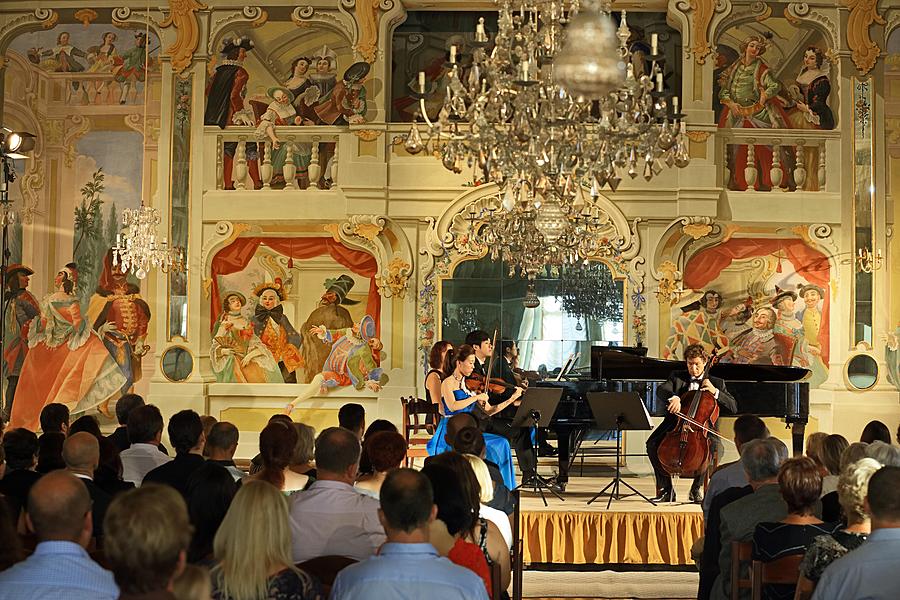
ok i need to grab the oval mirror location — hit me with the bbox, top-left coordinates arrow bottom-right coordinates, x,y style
847,354 -> 878,390
161,346 -> 193,382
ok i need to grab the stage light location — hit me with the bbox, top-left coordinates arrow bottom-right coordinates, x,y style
2,130 -> 35,158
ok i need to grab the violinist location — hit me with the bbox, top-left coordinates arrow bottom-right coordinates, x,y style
500,339 -> 558,458
465,330 -> 538,484
424,344 -> 519,489
425,340 -> 453,416
647,344 -> 737,503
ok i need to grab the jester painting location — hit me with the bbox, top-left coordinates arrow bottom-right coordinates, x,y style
250,279 -> 303,383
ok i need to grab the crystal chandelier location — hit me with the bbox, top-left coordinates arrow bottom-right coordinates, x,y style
554,261 -> 622,326
406,0 -> 690,278
111,204 -> 183,279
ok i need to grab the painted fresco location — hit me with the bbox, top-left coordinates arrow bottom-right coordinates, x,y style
661,238 -> 830,388
2,20 -> 159,422
209,238 -> 386,395
886,29 -> 900,391
204,23 -> 377,190
715,21 -> 835,191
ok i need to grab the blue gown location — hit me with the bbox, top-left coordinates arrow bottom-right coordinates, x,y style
426,387 -> 517,489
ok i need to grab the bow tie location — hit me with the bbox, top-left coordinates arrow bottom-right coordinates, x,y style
255,304 -> 284,320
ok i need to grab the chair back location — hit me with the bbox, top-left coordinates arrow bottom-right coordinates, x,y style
401,396 -> 435,467
793,574 -> 815,600
297,555 -> 357,595
490,557 -> 503,600
750,554 -> 803,600
730,540 -> 753,600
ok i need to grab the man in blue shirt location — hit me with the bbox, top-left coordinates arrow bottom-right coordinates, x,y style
330,468 -> 489,600
812,465 -> 900,600
0,470 -> 118,599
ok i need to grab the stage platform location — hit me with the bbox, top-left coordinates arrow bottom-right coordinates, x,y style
518,472 -> 703,567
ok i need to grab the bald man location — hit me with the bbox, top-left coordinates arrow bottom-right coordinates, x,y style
0,471 -> 118,599
64,432 -> 113,540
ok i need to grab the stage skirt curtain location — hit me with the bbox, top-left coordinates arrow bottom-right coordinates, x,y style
682,237 -> 830,363
521,510 -> 703,565
210,237 -> 380,332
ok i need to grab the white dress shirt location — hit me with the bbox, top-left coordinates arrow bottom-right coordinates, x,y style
289,479 -> 386,563
119,442 -> 172,486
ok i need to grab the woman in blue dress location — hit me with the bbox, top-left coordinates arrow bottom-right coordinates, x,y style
427,344 -> 521,489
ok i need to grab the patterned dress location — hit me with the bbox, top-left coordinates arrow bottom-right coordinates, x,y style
799,529 -> 867,582
211,313 -> 282,383
211,566 -> 320,600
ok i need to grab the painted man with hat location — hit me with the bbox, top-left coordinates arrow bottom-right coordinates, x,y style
313,61 -> 370,126
253,85 -> 312,188
795,283 -> 828,386
2,264 -> 41,413
721,306 -> 787,365
311,314 -> 385,393
298,275 -> 358,383
251,279 -> 303,383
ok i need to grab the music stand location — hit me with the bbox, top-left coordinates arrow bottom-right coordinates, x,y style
511,387 -> 564,506
585,392 -> 656,508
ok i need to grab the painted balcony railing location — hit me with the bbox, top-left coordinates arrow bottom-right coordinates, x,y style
210,127 -> 343,191
40,71 -> 159,106
716,128 -> 841,192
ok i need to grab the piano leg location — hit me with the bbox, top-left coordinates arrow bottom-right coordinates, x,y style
791,421 -> 807,457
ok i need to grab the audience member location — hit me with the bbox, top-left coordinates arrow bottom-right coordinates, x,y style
339,402 -> 366,439
38,403 -> 69,435
205,422 -> 243,481
805,432 -> 828,472
35,431 -> 66,473
751,457 -> 837,600
359,418 -> 398,474
66,414 -> 134,496
103,484 -> 192,600
452,424 -> 514,516
331,468 -> 488,600
186,462 -> 238,564
289,422 -> 317,481
0,428 -> 41,521
172,564 -> 211,600
800,458 -> 881,584
211,480 -> 319,600
0,497 -> 24,571
63,432 -> 112,540
69,414 -> 103,438
818,434 -> 850,521
107,393 -> 145,452
247,421 -> 309,492
710,438 -> 790,600
249,414 -> 294,474
812,466 -> 900,599
703,415 -> 769,518
860,420 -> 892,445
200,415 -> 218,457
120,404 -> 172,485
840,442 -> 869,470
425,341 -> 453,415
865,440 -> 900,466
355,431 -> 407,497
464,453 -> 513,549
0,471 -> 118,599
289,426 -> 385,562
143,409 -> 206,497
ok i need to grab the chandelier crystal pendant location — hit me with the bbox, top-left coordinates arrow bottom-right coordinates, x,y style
555,261 -> 623,325
111,203 -> 183,279
410,0 -> 690,278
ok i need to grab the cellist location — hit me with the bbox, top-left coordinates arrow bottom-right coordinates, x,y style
647,344 -> 737,503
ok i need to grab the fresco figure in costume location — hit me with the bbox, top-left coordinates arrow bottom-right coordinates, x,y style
771,287 -> 824,387
311,314 -> 386,393
718,34 -> 793,191
253,86 -> 312,188
787,46 -> 833,191
28,31 -> 87,72
314,62 -> 370,126
2,265 -> 41,415
663,290 -> 740,360
211,292 -> 282,383
295,45 -> 338,124
720,307 -> 788,365
10,264 -> 126,431
795,284 -> 828,384
112,32 -> 151,105
285,56 -> 314,108
204,35 -> 259,189
251,280 -> 303,383
85,32 -> 119,104
87,251 -> 152,416
298,275 -> 357,383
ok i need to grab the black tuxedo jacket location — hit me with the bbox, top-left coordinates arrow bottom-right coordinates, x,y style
473,357 -> 517,416
656,370 -> 737,414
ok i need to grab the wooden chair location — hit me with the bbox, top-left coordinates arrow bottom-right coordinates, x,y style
793,574 -> 815,600
750,554 -> 803,600
730,540 -> 753,600
511,488 -> 524,600
490,557 -> 503,600
401,396 -> 436,467
297,555 -> 357,596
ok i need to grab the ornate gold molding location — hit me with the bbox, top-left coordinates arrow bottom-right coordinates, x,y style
355,0 -> 393,63
74,9 -> 98,26
682,221 -> 714,240
375,256 -> 412,299
160,0 -> 207,75
353,129 -> 383,141
656,260 -> 684,306
685,130 -> 711,143
689,0 -> 716,64
842,0 -> 886,74
323,222 -> 342,242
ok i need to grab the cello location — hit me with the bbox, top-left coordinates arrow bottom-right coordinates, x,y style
656,350 -> 730,480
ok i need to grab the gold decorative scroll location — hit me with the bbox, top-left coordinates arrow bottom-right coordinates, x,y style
842,0 -> 885,74
689,0 -> 715,64
355,0 -> 388,63
74,9 -> 98,26
685,130 -> 711,143
353,129 -> 383,141
160,0 -> 208,74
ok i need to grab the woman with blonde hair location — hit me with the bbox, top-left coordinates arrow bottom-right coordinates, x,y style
463,452 -> 513,549
211,480 -> 319,600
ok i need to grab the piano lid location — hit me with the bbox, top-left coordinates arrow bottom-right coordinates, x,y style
590,346 -> 810,383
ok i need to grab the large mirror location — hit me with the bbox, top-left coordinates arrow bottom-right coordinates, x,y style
440,255 -> 625,375
852,78 -> 874,346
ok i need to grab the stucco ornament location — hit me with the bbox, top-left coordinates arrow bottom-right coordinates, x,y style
842,0 -> 885,74
160,0 -> 207,74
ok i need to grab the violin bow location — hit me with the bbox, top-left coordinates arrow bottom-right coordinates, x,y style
483,328 -> 499,383
672,411 -> 736,445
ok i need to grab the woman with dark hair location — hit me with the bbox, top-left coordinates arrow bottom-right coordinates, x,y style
359,419 -> 398,475
9,264 -> 126,431
355,431 -> 407,497
35,431 -> 65,473
752,457 -> 839,600
860,420 -> 892,444
186,462 -> 239,564
246,421 -> 309,493
426,345 -> 518,489
426,340 -> 453,415
68,414 -> 134,496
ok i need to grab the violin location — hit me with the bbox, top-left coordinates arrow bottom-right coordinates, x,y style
465,372 -> 516,395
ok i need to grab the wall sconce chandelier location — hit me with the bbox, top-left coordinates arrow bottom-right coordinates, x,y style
856,247 -> 883,273
112,203 -> 184,279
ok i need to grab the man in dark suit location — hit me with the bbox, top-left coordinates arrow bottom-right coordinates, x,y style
142,410 -> 206,498
465,330 -> 537,483
0,428 -> 42,522
647,343 -> 737,502
63,432 -> 112,541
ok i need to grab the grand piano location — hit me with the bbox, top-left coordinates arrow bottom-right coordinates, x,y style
535,346 -> 811,490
